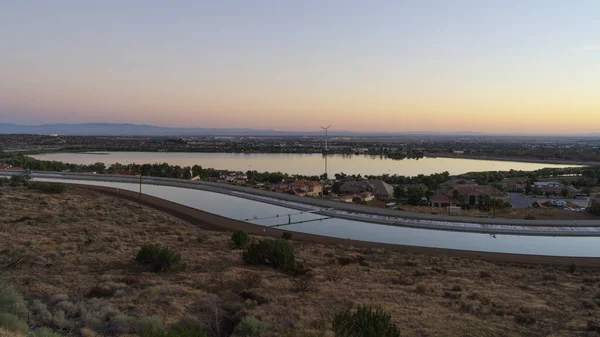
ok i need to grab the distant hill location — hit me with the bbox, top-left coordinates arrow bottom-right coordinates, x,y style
0,123 -> 599,137
0,123 -> 278,136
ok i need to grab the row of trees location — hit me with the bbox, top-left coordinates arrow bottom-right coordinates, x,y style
334,171 -> 450,190
461,167 -> 600,187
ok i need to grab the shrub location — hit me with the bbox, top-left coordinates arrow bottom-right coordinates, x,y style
588,320 -> 600,333
0,313 -> 29,334
413,270 -> 426,277
479,271 -> 492,278
87,285 -> 115,298
136,244 -> 181,272
443,291 -> 461,300
268,239 -> 296,271
451,285 -> 462,292
332,305 -> 400,337
168,320 -> 207,337
231,230 -> 250,248
0,282 -> 28,319
415,284 -> 428,294
589,200 -> 600,216
281,232 -> 293,240
33,327 -> 64,337
514,313 -> 537,325
27,182 -> 67,194
9,176 -> 25,184
233,316 -> 267,337
242,239 -> 296,271
242,240 -> 270,266
290,274 -> 314,292
137,316 -> 167,337
392,277 -> 414,286
568,263 -> 577,274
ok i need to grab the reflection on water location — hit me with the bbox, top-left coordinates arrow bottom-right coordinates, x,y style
31,152 -> 580,176
35,178 -> 600,257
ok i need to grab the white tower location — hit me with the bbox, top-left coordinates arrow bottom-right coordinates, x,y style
320,125 -> 331,151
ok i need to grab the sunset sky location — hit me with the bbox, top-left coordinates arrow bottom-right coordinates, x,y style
1,1 -> 599,133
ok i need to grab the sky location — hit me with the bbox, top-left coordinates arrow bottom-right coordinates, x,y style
1,1 -> 599,133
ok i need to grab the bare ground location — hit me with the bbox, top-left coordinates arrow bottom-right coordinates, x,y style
2,186 -> 600,337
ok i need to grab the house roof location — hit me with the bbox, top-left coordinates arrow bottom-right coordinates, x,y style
0,164 -> 11,170
431,194 -> 453,203
438,183 -> 506,197
440,178 -> 476,186
366,180 -> 394,195
502,178 -> 527,185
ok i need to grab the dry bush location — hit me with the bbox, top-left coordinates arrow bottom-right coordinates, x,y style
0,248 -> 32,270
290,273 -> 315,293
323,266 -> 343,282
415,284 -> 428,294
240,272 -> 263,289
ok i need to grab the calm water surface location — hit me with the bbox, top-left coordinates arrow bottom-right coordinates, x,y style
35,178 -> 600,257
31,152 -> 580,176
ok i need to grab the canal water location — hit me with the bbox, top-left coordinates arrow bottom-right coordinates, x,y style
35,178 -> 600,257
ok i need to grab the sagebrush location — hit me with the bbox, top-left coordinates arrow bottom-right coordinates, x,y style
136,244 -> 181,272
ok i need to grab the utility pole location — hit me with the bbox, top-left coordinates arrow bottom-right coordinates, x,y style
320,125 -> 331,197
138,171 -> 142,208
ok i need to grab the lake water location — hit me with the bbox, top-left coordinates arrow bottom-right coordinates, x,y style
35,177 -> 600,257
30,152 -> 581,176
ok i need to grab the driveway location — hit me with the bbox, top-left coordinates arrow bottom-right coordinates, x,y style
508,193 -> 535,208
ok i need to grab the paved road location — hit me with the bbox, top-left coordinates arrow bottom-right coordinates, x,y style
509,193 -> 589,209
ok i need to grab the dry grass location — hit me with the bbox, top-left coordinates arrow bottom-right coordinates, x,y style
0,329 -> 22,337
1,185 -> 600,337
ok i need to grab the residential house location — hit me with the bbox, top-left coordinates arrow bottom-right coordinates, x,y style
431,194 -> 454,208
534,182 -> 580,196
339,180 -> 394,201
339,192 -> 373,203
439,178 -> 476,187
533,181 -> 561,188
115,170 -> 136,175
275,179 -> 323,197
219,171 -> 247,184
0,164 -> 24,171
434,183 -> 508,208
359,191 -> 374,201
503,178 -> 527,192
340,194 -> 361,203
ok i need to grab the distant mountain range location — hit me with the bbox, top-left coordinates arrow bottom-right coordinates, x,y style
0,123 -> 599,137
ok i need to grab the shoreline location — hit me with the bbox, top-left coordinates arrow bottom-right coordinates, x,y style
427,153 -> 599,166
79,183 -> 600,267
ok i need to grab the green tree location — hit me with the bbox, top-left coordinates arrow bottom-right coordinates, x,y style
589,200 -> 600,216
560,188 -> 569,198
331,181 -> 342,194
406,186 -> 428,206
393,186 -> 406,199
